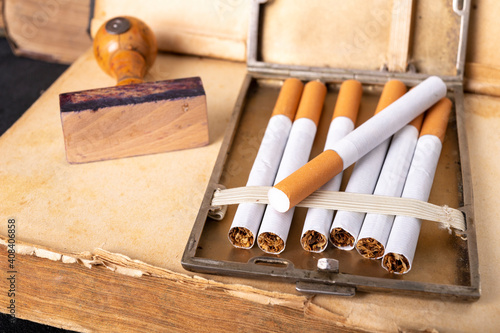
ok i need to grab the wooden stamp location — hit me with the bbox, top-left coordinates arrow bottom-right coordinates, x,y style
59,16 -> 209,163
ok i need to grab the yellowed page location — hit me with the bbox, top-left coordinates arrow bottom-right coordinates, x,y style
90,0 -> 249,61
0,49 -> 248,275
465,0 -> 500,95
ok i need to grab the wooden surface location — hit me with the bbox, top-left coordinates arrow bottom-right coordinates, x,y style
60,77 -> 208,163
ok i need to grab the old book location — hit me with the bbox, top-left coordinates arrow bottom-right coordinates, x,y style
89,0 -> 249,62
0,0 -> 5,37
3,0 -> 92,63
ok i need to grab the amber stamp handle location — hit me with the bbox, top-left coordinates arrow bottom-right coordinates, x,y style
93,16 -> 158,86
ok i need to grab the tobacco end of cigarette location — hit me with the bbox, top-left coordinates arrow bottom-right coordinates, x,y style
375,80 -> 408,114
271,78 -> 304,121
294,80 -> 327,126
332,80 -> 362,124
419,97 -> 452,143
257,232 -> 285,253
228,227 -> 254,249
383,252 -> 410,274
301,230 -> 328,252
269,149 -> 344,212
356,237 -> 385,259
330,227 -> 355,248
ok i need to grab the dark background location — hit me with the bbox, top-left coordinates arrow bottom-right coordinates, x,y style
0,37 -> 75,332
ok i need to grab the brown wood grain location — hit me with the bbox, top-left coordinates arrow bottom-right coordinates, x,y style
60,77 -> 209,163
0,244 -> 364,333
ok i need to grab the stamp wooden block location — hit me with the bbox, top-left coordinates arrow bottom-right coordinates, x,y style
60,76 -> 209,163
59,16 -> 209,163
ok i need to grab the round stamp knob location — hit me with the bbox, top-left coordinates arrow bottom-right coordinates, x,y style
94,16 -> 157,85
105,17 -> 131,35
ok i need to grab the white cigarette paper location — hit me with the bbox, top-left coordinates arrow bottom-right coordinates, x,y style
269,76 -> 447,213
257,80 -> 326,254
228,114 -> 293,248
328,77 -> 443,170
329,137 -> 391,250
330,80 -> 406,250
301,116 -> 354,252
257,118 -> 318,254
356,123 -> 420,259
382,134 -> 444,273
228,78 -> 303,248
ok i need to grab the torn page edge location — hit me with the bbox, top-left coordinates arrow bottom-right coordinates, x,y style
0,235 -> 339,316
0,236 -> 93,262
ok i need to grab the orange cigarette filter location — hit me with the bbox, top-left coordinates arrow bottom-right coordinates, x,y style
420,97 -> 453,143
269,149 -> 344,212
332,80 -> 363,123
294,80 -> 327,125
377,80 -> 423,131
409,113 -> 424,132
375,80 -> 407,114
271,78 -> 304,121
265,81 -> 328,213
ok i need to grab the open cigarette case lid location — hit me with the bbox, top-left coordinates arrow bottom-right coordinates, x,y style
182,0 -> 480,300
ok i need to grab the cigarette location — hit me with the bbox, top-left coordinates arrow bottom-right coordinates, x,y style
268,76 -> 447,213
382,98 -> 452,273
300,80 -> 362,252
228,78 -> 304,248
355,112 -> 424,259
330,80 -> 407,250
257,81 -> 326,254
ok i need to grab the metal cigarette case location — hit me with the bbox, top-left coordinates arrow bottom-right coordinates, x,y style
182,0 -> 479,300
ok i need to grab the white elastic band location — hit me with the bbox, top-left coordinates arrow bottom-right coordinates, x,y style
211,186 -> 465,231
